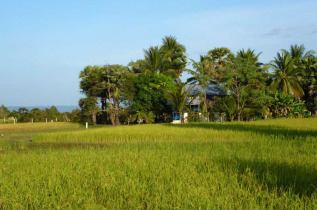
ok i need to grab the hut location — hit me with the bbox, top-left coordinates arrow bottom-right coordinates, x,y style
172,84 -> 223,123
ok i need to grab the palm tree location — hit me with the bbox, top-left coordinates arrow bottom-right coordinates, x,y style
208,47 -> 234,70
237,49 -> 262,67
301,57 -> 317,95
143,46 -> 163,74
288,44 -> 316,89
160,36 -> 187,79
167,82 -> 193,123
269,51 -> 304,98
289,44 -> 315,63
237,48 -> 270,85
131,36 -> 187,79
301,56 -> 317,114
188,56 -> 214,122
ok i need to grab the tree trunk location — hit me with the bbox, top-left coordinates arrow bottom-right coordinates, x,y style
237,93 -> 241,121
107,76 -> 115,126
91,113 -> 97,125
100,99 -> 107,124
205,88 -> 210,122
114,98 -> 121,126
181,112 -> 184,123
108,96 -> 115,126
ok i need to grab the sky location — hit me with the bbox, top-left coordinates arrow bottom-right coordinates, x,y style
0,0 -> 316,106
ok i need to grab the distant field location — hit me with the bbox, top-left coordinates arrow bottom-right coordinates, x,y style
0,119 -> 316,209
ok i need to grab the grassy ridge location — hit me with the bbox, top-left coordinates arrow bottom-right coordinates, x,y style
0,119 -> 316,208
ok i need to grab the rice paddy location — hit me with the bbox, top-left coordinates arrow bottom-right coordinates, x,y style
0,118 -> 316,209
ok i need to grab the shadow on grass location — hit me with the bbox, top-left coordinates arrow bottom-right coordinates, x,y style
166,123 -> 317,139
217,158 -> 317,197
27,142 -> 111,150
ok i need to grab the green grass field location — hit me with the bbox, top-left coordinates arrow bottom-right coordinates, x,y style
0,119 -> 14,124
0,119 -> 316,209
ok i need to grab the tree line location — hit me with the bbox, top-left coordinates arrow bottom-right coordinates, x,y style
0,105 -> 81,123
2,36 -> 315,125
78,36 -> 316,125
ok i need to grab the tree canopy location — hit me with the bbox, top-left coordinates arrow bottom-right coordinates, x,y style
75,37 -> 316,124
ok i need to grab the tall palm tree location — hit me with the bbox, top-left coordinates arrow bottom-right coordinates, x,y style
143,46 -> 163,74
289,44 -> 315,63
237,49 -> 262,67
208,47 -> 234,70
160,36 -> 187,79
269,51 -> 304,98
187,56 -> 214,121
301,56 -> 317,113
301,57 -> 317,95
288,44 -> 316,87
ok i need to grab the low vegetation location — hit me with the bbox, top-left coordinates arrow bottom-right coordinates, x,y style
0,118 -> 316,208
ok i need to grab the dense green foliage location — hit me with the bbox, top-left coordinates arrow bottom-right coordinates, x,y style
133,73 -> 175,121
0,119 -> 316,208
220,56 -> 269,121
76,38 -> 316,124
78,36 -> 188,125
0,105 -> 10,119
167,82 -> 193,122
79,64 -> 130,126
268,92 -> 308,118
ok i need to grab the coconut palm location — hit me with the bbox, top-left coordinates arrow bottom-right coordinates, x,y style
301,56 -> 317,113
167,82 -> 193,123
269,51 -> 304,98
187,56 -> 215,121
160,36 -> 187,79
301,57 -> 317,95
237,49 -> 262,67
143,46 -> 163,74
289,44 -> 315,63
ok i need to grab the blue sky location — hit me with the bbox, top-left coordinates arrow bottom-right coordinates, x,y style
0,0 -> 316,106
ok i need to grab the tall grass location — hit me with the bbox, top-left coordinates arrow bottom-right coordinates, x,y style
0,119 -> 316,208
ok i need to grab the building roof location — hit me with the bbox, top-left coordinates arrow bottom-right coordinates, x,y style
167,83 -> 224,107
185,84 -> 223,96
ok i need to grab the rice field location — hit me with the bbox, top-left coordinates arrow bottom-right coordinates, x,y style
0,119 -> 14,124
0,119 -> 316,209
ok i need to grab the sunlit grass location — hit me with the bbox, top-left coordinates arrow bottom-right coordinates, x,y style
0,119 -> 316,208
0,122 -> 81,132
0,122 -> 82,145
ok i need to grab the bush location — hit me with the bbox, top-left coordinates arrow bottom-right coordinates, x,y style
187,112 -> 201,122
268,92 -> 308,118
